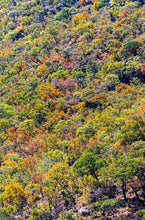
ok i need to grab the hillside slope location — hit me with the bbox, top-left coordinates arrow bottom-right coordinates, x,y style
0,0 -> 145,219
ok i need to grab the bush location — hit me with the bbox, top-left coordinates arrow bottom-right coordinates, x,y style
59,210 -> 77,220
0,205 -> 16,218
135,209 -> 145,220
100,199 -> 124,211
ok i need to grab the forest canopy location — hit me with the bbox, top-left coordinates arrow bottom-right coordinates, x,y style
0,0 -> 145,219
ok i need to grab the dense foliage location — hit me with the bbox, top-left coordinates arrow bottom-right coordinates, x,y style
0,0 -> 145,219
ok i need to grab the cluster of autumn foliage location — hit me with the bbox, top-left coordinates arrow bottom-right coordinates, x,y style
0,0 -> 145,219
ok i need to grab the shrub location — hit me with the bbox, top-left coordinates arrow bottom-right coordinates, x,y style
135,209 -> 145,220
100,199 -> 124,211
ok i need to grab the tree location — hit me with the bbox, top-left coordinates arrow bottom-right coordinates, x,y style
101,154 -> 145,202
73,152 -> 105,179
93,0 -> 108,11
44,162 -> 75,215
1,180 -> 24,205
120,39 -> 141,58
55,8 -> 71,20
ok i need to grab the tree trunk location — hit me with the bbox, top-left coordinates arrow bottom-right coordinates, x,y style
122,181 -> 128,202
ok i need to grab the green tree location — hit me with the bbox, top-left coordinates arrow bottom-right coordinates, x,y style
101,154 -> 144,202
55,8 -> 71,20
120,39 -> 141,58
73,152 -> 105,179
